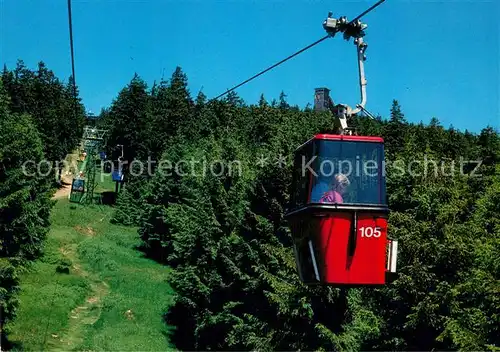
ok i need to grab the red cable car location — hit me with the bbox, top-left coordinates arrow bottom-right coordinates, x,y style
286,134 -> 397,285
284,10 -> 398,286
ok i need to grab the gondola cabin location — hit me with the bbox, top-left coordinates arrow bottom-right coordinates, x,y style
285,134 -> 397,286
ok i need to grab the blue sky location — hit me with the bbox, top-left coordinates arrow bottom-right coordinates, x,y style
1,0 -> 499,133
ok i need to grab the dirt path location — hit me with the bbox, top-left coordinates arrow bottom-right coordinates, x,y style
52,151 -> 82,200
49,242 -> 110,350
52,174 -> 74,200
52,184 -> 71,200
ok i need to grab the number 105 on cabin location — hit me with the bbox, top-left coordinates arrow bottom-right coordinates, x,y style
359,226 -> 382,237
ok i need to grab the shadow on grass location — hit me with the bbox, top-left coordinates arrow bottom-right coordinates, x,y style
163,303 -> 195,351
1,332 -> 23,351
101,192 -> 117,206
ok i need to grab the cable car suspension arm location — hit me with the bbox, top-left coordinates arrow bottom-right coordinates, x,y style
321,1 -> 385,133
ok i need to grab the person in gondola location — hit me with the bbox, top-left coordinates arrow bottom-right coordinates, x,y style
319,173 -> 350,204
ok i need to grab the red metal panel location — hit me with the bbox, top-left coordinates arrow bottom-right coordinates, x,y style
314,213 -> 351,284
291,212 -> 388,285
349,214 -> 387,284
294,134 -> 384,155
313,134 -> 384,143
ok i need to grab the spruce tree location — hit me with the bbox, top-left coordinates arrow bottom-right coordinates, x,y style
0,78 -> 52,341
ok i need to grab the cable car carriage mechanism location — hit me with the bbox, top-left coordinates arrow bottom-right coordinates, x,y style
286,11 -> 398,286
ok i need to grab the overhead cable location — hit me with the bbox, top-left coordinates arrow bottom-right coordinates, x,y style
212,0 -> 386,101
67,0 -> 77,98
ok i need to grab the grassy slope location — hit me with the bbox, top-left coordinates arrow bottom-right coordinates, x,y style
6,199 -> 175,351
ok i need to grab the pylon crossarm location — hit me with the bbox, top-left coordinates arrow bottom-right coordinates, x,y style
83,126 -> 107,141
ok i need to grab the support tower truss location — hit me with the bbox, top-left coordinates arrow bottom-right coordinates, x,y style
81,126 -> 107,204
